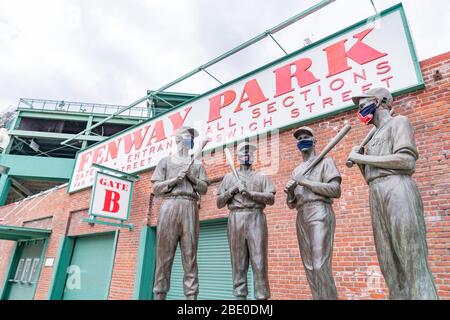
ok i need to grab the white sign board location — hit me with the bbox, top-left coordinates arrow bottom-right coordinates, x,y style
88,172 -> 133,221
69,4 -> 422,192
44,258 -> 54,267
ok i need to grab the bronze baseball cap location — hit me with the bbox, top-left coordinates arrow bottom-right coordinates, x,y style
237,141 -> 257,153
352,87 -> 393,107
173,126 -> 199,138
293,126 -> 315,140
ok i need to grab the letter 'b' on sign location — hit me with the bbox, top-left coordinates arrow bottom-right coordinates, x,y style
102,190 -> 121,213
89,172 -> 132,221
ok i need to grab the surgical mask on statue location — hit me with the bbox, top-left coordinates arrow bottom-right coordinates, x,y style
182,137 -> 194,149
358,102 -> 377,125
297,139 -> 314,151
238,153 -> 254,165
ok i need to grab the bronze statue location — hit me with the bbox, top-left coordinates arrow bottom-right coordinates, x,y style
285,126 -> 341,300
347,87 -> 438,300
217,142 -> 276,300
151,126 -> 209,300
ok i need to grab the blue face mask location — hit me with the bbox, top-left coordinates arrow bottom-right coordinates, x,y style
358,102 -> 377,125
238,153 -> 254,165
182,137 -> 194,149
297,139 -> 314,151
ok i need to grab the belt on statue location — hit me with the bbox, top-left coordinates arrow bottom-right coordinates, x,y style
163,194 -> 199,201
230,208 -> 264,214
368,174 -> 409,186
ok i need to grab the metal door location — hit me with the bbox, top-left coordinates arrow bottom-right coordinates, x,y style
62,233 -> 116,300
6,240 -> 44,300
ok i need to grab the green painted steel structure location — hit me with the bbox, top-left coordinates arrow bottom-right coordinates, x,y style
61,0 -> 337,146
0,154 -> 74,180
133,226 -> 157,300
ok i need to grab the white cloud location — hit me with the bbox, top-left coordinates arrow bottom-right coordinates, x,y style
0,0 -> 449,112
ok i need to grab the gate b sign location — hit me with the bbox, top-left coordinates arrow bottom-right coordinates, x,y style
89,172 -> 133,221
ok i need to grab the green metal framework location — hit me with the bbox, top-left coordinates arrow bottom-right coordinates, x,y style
0,225 -> 51,241
60,0 -> 337,147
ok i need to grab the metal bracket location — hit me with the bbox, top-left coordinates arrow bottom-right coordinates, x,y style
82,217 -> 134,230
91,163 -> 140,182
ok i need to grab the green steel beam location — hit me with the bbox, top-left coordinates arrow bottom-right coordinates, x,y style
9,129 -> 105,142
0,174 -> 11,206
60,0 -> 335,146
133,226 -> 157,300
82,116 -> 94,149
82,217 -> 133,230
60,95 -> 149,145
48,236 -> 75,300
0,225 -> 51,241
0,154 -> 74,180
10,178 -> 33,196
18,110 -> 143,125
92,163 -> 140,181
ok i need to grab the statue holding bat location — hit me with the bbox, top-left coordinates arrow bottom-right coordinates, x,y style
151,126 -> 210,300
217,141 -> 276,300
285,125 -> 350,300
347,87 -> 438,300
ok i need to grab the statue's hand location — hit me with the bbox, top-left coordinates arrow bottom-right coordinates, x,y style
236,181 -> 246,193
284,179 -> 297,193
294,175 -> 310,187
175,168 -> 188,183
228,185 -> 239,196
348,146 -> 364,164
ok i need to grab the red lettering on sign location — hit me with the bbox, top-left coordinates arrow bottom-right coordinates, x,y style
147,120 -> 166,145
168,106 -> 193,131
324,27 -> 387,78
77,151 -> 92,172
208,90 -> 236,123
92,145 -> 106,165
273,58 -> 319,98
123,125 -> 150,154
103,189 -> 121,213
234,79 -> 269,113
376,61 -> 391,75
106,138 -> 122,162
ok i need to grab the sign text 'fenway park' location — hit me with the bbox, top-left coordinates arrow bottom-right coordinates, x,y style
69,5 -> 422,192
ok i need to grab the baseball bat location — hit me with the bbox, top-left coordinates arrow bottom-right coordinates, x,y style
346,109 -> 394,168
286,124 -> 352,193
224,147 -> 243,184
185,138 -> 210,172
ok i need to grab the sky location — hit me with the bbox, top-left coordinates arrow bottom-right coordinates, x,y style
0,0 -> 449,112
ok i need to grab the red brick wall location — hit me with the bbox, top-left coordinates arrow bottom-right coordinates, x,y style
0,51 -> 448,300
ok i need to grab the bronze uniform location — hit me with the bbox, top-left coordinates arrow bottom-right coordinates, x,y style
151,155 -> 209,299
217,170 -> 275,300
363,115 -> 437,299
287,157 -> 341,300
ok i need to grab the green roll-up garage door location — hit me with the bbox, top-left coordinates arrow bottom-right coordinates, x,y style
166,219 -> 254,300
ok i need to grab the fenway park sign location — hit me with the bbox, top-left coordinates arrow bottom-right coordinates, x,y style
69,4 -> 422,192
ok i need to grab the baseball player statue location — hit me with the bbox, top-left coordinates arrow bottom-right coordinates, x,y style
347,87 -> 438,300
151,126 -> 209,300
217,142 -> 276,300
285,126 -> 341,300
